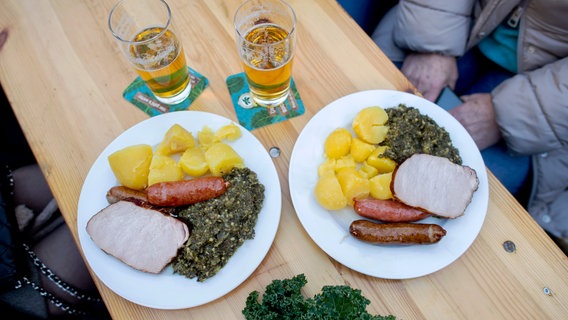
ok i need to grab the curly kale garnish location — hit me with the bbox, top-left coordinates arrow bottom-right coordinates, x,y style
243,274 -> 396,320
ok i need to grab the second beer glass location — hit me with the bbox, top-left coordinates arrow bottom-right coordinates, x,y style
234,0 -> 297,108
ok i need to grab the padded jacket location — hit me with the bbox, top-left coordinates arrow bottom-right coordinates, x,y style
375,0 -> 568,237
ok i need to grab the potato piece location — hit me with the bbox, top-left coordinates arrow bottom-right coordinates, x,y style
324,128 -> 352,159
350,138 -> 376,163
179,146 -> 209,177
205,142 -> 244,176
352,106 -> 388,144
367,146 -> 397,173
314,173 -> 347,210
198,126 -> 215,151
318,158 -> 336,177
155,124 -> 196,155
358,161 -> 379,179
148,154 -> 184,186
334,154 -> 356,172
336,167 -> 370,206
214,123 -> 242,142
370,172 -> 393,200
108,144 -> 153,190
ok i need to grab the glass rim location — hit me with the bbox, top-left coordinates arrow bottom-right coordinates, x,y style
234,0 -> 296,46
108,0 -> 172,45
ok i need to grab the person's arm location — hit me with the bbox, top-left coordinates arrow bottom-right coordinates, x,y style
492,57 -> 568,154
401,53 -> 458,102
449,93 -> 500,150
392,0 -> 475,101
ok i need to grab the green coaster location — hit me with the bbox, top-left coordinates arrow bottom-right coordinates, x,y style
226,73 -> 305,131
123,67 -> 209,117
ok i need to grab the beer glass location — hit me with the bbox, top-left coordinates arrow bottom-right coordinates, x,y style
234,0 -> 297,107
109,0 -> 191,105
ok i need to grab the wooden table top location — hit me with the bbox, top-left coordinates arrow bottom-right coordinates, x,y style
1,0 -> 567,319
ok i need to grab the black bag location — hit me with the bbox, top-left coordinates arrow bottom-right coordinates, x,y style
0,167 -> 26,293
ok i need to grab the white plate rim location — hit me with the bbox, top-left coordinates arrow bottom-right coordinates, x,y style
289,89 -> 489,279
77,111 -> 281,309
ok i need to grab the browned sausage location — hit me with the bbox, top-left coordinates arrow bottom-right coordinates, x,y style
146,176 -> 229,207
106,186 -> 148,204
349,220 -> 446,245
353,198 -> 431,223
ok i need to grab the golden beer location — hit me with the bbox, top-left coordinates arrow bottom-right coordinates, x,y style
129,27 -> 190,102
241,24 -> 294,107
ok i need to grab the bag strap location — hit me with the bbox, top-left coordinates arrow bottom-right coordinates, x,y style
14,243 -> 103,316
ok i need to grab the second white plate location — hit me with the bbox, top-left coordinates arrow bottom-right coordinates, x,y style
289,90 -> 488,279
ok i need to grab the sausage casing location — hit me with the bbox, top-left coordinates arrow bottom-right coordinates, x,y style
353,198 -> 431,223
106,185 -> 148,204
146,176 -> 229,207
349,219 -> 446,245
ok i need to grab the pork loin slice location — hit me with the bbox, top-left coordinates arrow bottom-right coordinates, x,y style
86,200 -> 189,274
392,154 -> 479,219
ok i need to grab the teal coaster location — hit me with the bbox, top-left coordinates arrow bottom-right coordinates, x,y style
123,67 -> 209,117
226,73 -> 305,130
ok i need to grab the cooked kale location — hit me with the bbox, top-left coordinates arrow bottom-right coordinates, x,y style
243,274 -> 396,320
383,104 -> 462,164
173,167 -> 264,281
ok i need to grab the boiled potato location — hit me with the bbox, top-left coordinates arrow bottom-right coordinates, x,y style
324,128 -> 352,159
336,167 -> 370,206
205,142 -> 244,176
367,146 -> 397,173
334,154 -> 356,172
352,106 -> 388,144
198,126 -> 215,151
108,144 -> 153,190
155,124 -> 195,155
350,138 -> 376,162
179,146 -> 209,177
214,123 -> 242,142
318,158 -> 336,177
358,161 -> 379,179
369,172 -> 393,200
314,173 -> 347,210
148,154 -> 184,186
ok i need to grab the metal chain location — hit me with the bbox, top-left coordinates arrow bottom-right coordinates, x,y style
15,276 -> 87,316
21,243 -> 102,303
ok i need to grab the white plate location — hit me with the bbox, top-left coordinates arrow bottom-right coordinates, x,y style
77,111 -> 281,309
289,90 -> 488,279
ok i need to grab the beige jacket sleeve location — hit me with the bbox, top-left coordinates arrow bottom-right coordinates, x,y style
392,0 -> 476,56
492,57 -> 568,155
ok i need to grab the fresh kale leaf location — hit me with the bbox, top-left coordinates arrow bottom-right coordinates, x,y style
242,274 -> 396,320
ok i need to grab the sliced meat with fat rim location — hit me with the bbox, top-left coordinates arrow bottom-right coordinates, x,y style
392,153 -> 479,219
86,200 -> 190,274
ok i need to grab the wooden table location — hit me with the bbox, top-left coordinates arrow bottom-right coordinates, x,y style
1,0 -> 567,319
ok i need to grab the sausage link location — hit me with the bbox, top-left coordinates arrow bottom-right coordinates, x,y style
349,220 -> 446,245
353,198 -> 430,223
106,186 -> 148,204
146,176 -> 229,207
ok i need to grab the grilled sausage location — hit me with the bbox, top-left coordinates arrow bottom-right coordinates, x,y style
146,176 -> 229,207
353,198 -> 431,223
106,185 -> 148,204
349,220 -> 446,245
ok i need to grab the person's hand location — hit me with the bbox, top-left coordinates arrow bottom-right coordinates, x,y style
449,93 -> 501,150
401,53 -> 458,102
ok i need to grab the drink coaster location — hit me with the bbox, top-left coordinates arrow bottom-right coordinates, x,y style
226,72 -> 305,131
123,67 -> 209,117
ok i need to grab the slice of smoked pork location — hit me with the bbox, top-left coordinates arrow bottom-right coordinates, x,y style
392,153 -> 479,219
86,200 -> 189,274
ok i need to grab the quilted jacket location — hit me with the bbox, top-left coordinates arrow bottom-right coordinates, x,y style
375,0 -> 568,237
